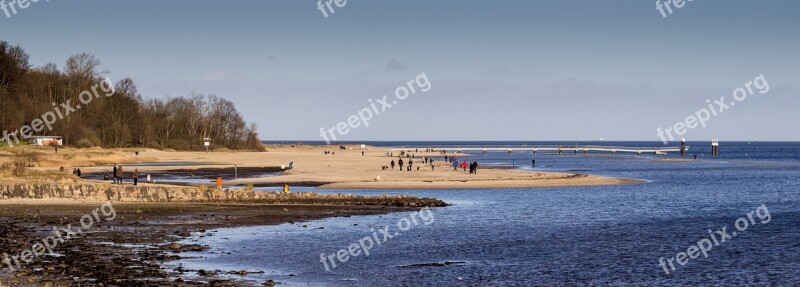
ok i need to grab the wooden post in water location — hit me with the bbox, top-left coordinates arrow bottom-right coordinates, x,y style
680,138 -> 686,156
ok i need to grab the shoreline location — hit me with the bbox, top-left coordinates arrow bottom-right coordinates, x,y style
0,144 -> 639,286
84,146 -> 636,190
0,201 -> 426,286
3,145 -> 638,190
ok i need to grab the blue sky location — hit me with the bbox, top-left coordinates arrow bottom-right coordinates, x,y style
2,0 -> 798,141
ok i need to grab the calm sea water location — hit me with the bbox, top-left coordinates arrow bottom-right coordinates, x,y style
174,141 -> 800,286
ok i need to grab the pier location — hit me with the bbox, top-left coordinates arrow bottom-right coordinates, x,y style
393,145 -> 690,156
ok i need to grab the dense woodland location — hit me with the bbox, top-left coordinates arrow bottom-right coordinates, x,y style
0,41 -> 263,150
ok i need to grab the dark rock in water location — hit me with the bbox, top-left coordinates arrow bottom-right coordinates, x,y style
264,280 -> 277,286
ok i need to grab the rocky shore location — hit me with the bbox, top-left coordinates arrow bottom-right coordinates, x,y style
0,200 -> 443,286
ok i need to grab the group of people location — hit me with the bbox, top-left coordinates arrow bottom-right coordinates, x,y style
452,160 -> 479,174
105,164 -> 141,185
387,157 -> 477,173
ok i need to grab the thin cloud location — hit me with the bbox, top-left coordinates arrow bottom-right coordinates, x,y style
384,59 -> 406,72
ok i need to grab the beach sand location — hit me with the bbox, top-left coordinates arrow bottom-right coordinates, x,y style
88,145 -> 640,189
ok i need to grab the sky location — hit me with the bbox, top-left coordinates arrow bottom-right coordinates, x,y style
2,0 -> 798,142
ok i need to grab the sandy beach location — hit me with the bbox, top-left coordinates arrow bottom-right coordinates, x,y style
67,145 -> 640,189
0,144 -> 637,286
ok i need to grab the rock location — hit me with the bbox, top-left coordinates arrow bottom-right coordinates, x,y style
264,280 -> 276,286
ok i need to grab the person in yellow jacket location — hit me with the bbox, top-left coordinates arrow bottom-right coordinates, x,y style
283,184 -> 290,193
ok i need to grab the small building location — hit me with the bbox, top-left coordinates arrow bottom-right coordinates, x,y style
29,136 -> 63,146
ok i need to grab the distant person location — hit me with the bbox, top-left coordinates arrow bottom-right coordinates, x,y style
76,168 -> 82,177
147,174 -> 152,183
361,151 -> 365,156
103,170 -> 110,181
462,160 -> 468,171
391,160 -> 396,170
216,176 -> 223,189
453,160 -> 459,171
532,159 -> 536,167
133,169 -> 139,186
694,155 -> 698,160
112,164 -> 118,184
398,158 -> 404,171
472,161 -> 479,174
116,165 -> 124,184
409,160 -> 413,169
283,184 -> 290,193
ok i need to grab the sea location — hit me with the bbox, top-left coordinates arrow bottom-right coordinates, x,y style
171,141 -> 800,286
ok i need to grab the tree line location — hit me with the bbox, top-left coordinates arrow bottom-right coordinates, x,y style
0,41 -> 263,150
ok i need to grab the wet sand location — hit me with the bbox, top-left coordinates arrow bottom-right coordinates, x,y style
0,200 -> 423,286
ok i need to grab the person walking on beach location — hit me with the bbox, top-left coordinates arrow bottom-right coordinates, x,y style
409,160 -> 413,170
112,165 -> 118,184
391,160 -> 396,170
398,158 -> 404,171
116,165 -> 124,184
216,176 -> 223,189
462,160 -> 468,171
133,169 -> 139,186
453,160 -> 459,171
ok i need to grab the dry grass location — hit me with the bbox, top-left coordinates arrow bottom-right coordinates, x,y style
0,146 -> 157,180
0,146 -> 157,167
